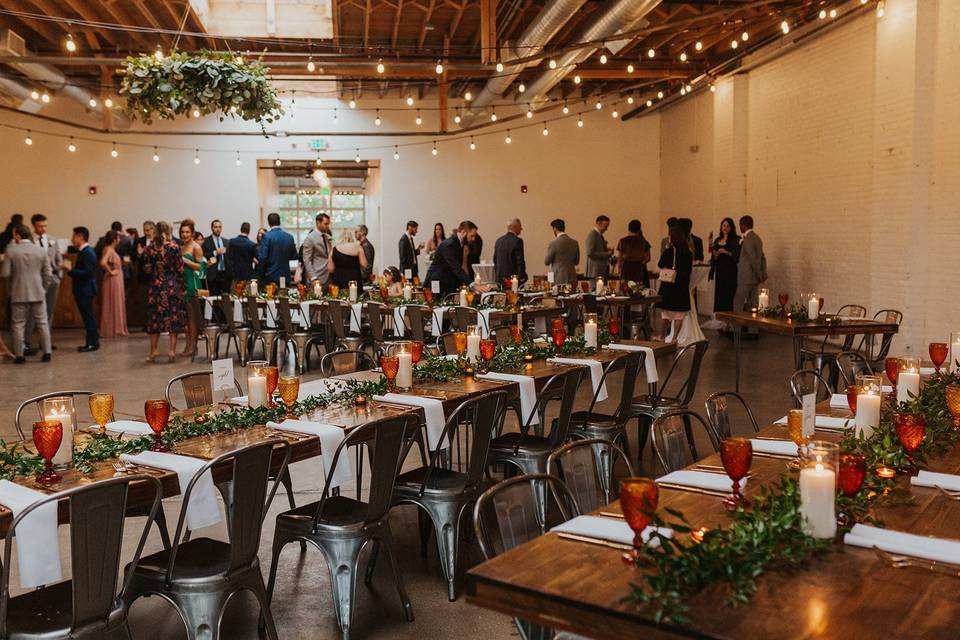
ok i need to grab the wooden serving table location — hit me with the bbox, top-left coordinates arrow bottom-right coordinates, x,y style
715,311 -> 900,392
465,399 -> 960,639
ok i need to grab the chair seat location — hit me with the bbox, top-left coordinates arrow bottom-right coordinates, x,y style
5,580 -> 123,638
569,411 -> 618,429
489,432 -> 552,455
277,495 -> 369,533
394,466 -> 469,495
131,537 -> 232,584
631,395 -> 683,412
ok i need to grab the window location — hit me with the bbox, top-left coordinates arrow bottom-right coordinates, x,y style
273,182 -> 365,245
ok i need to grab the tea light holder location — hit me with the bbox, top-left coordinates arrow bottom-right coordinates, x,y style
876,466 -> 897,479
354,395 -> 367,407
799,441 -> 838,539
854,374 -> 882,438
750,307 -> 758,317
42,396 -> 75,470
690,527 -> 710,544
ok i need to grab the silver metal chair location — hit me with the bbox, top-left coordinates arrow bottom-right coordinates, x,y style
266,415 -> 418,640
124,439 -> 290,640
789,369 -> 833,408
244,296 -> 279,364
327,300 -> 366,353
164,371 -> 243,411
391,390 -> 508,601
704,391 -> 761,440
437,332 -> 460,356
453,306 -> 477,332
216,294 -> 252,365
650,409 -> 719,474
277,297 -> 316,373
198,299 -> 226,362
834,351 -> 875,389
319,349 -> 377,377
404,305 -> 432,343
546,438 -> 635,515
799,303 -> 869,377
366,301 -> 403,356
858,309 -> 903,366
1,474 -> 161,640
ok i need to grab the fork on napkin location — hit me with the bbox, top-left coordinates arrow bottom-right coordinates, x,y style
844,523 -> 960,566
656,469 -> 746,494
551,515 -> 672,548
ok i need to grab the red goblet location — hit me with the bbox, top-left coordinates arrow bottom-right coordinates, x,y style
845,384 -> 860,414
144,399 -> 171,452
380,355 -> 400,391
619,478 -> 659,548
720,437 -> 753,510
479,338 -> 497,371
551,327 -> 567,350
380,286 -> 390,302
580,280 -> 590,293
778,292 -> 789,307
32,420 -> 63,485
550,317 -> 565,332
885,357 -> 899,395
930,342 -> 948,374
510,324 -> 523,345
423,288 -> 434,304
410,340 -> 424,364
838,452 -> 867,497
895,413 -> 926,456
608,317 -> 621,338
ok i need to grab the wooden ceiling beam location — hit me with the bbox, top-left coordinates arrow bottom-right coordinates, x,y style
130,0 -> 172,50
97,1 -> 151,50
479,0 -> 495,63
364,0 -> 372,49
391,0 -> 404,48
417,0 -> 437,51
2,0 -> 63,49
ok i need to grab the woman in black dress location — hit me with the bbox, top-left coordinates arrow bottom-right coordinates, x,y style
709,217 -> 740,312
327,233 -> 369,290
657,225 -> 693,341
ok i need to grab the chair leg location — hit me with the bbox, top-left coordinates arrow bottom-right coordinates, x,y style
364,539 -> 381,586
247,573 -> 280,640
167,592 -> 228,640
377,526 -> 415,622
421,501 -> 467,601
153,506 -> 172,550
316,537 -> 364,639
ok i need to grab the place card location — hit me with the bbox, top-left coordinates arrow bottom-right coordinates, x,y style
212,358 -> 235,400
431,280 -> 440,293
802,392 -> 816,439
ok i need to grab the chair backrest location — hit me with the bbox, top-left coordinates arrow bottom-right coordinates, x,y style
473,473 -> 579,560
454,306 -> 477,332
789,369 -> 833,407
244,296 -> 264,331
326,300 -> 349,339
652,340 -> 710,407
319,349 -> 377,377
836,304 -> 867,318
219,294 -> 238,329
859,309 -> 903,361
437,332 -> 460,356
564,301 -> 585,334
366,301 -> 387,341
835,351 -> 874,388
168,440 -> 289,579
650,409 -> 719,474
704,391 -> 760,440
277,297 -> 298,335
1,475 -> 161,637
547,438 -> 635,514
404,305 -> 430,342
14,390 -> 96,441
511,369 -> 583,452
164,371 -> 243,410
493,326 -> 514,346
312,414 -> 418,529
483,292 -> 507,308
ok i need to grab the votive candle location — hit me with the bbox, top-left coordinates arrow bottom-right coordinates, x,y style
584,313 -> 598,349
855,391 -> 880,438
348,281 -> 358,303
758,288 -> 769,309
248,373 -> 268,408
403,284 -> 412,301
466,328 -> 481,362
396,349 -> 413,390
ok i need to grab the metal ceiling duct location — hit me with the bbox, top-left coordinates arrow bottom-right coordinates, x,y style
0,76 -> 43,113
463,0 -> 588,121
520,0 -> 662,110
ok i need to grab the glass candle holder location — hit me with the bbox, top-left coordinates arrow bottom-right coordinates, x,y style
799,441 -> 838,539
896,357 -> 921,404
42,396 -> 75,470
246,360 -> 269,408
854,374 -> 882,438
757,288 -> 770,309
394,341 -> 414,390
583,313 -> 599,348
951,331 -> 960,373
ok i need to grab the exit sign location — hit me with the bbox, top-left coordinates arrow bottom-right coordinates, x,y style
309,139 -> 328,150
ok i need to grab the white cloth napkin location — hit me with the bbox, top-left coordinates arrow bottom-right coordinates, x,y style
920,366 -> 936,376
267,420 -> 352,488
232,300 -> 244,323
203,298 -> 213,320
548,357 -> 608,402
93,420 -> 153,437
373,393 -> 446,448
830,394 -> 851,409
844,523 -> 960,565
774,415 -> 851,430
349,303 -> 364,333
265,300 -> 278,328
431,306 -> 451,336
393,306 -> 407,337
0,480 -> 61,588
657,469 -> 747,493
750,438 -> 799,457
911,470 -> 960,492
478,309 -> 494,338
550,515 -> 672,547
476,372 -> 539,426
605,343 -> 659,383
120,451 -> 221,530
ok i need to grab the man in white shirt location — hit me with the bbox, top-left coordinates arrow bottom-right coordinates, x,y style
24,213 -> 61,354
202,219 -> 231,295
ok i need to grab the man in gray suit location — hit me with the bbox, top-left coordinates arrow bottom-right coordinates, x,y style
544,218 -> 579,285
301,213 -> 332,286
732,215 -> 766,334
1,224 -> 52,363
585,214 -> 613,279
24,213 -> 61,353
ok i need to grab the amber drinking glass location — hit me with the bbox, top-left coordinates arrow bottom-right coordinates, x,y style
786,409 -> 807,470
380,286 -> 389,302
423,289 -> 434,304
480,338 -> 496,370
381,355 -> 400,391
465,290 -> 475,306
32,420 -> 63,485
453,331 -> 468,355
88,392 -> 114,436
945,385 -> 960,428
551,327 -> 567,350
720,437 -> 753,509
619,478 -> 659,548
144,399 -> 171,452
895,413 -> 926,454
845,384 -> 860,414
778,292 -> 789,307
278,375 -> 300,418
510,324 -> 523,345
885,356 -> 899,395
930,342 -> 949,374
410,340 -> 424,364
505,290 -> 519,308
838,452 -> 867,497
260,366 -> 279,408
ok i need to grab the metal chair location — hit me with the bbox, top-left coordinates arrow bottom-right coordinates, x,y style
704,391 -> 761,440
391,390 -> 508,601
629,340 -> 710,463
799,303 -> 869,377
277,297 -> 317,373
789,369 -> 833,407
244,296 -> 278,364
404,305 -> 432,343
319,349 -> 378,377
437,332 -> 461,356
164,371 -> 243,411
198,299 -> 226,362
124,439 -> 290,640
266,415 -> 418,640
493,326 -> 514,346
546,438 -> 636,515
1,475 -> 161,640
472,474 -> 579,640
834,351 -> 875,388
367,302 -> 402,355
858,309 -> 903,366
650,409 -> 719,474
217,294 -> 252,365
453,306 -> 477,332
327,300 -> 366,353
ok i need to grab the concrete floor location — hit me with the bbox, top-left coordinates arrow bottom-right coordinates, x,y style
0,328 -> 797,639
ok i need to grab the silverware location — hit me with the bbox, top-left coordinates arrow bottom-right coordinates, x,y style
874,548 -> 960,578
556,532 -> 633,551
656,482 -> 728,498
754,436 -> 789,441
935,485 -> 960,501
694,466 -> 755,478
753,451 -> 794,461
266,430 -> 310,441
598,511 -> 625,520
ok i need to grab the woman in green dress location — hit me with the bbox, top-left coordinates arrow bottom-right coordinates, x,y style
179,220 -> 207,358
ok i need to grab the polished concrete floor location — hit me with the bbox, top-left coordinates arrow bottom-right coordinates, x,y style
0,328 -> 797,639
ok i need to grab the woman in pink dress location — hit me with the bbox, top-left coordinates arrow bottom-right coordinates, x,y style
98,230 -> 128,337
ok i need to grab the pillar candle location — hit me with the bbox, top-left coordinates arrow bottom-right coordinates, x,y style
312,282 -> 321,298
511,276 -> 519,292
466,332 -> 481,361
584,320 -> 598,348
250,280 -> 258,296
897,371 -> 921,403
279,277 -> 286,289
807,296 -> 819,319
248,374 -> 267,408
474,274 -> 482,287
799,465 -> 837,539
459,289 -> 468,307
951,339 -> 960,373
349,282 -> 358,302
396,351 -> 413,389
547,271 -> 555,284
46,412 -> 73,466
596,278 -> 605,296
403,284 -> 412,301
855,392 -> 881,438
758,291 -> 769,309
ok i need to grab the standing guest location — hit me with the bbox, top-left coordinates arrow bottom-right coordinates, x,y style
356,224 -> 375,283
98,230 -> 128,338
585,215 -> 613,279
678,218 -> 705,262
23,214 -> 61,354
732,215 -> 766,329
143,222 -> 187,363
659,217 -> 678,255
383,267 -> 403,297
135,220 -> 156,313
327,231 -> 369,291
179,221 -> 206,357
425,220 -> 484,297
544,218 -> 579,286
493,218 -> 527,286
425,223 -> 445,256
398,220 -> 422,280
255,227 -> 267,246
465,230 -> 483,280
66,226 -> 99,352
0,214 -> 23,253
302,213 -> 332,286
201,219 -> 230,295
616,219 -> 652,286
709,217 -> 740,312
226,222 -> 257,285
1,223 -> 51,363
258,213 -> 298,285
94,221 -> 123,258
657,225 -> 694,341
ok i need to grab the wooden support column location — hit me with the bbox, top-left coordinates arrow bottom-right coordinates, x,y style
480,0 -> 497,64
439,36 -> 449,132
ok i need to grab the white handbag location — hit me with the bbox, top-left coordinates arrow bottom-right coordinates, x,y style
659,249 -> 677,283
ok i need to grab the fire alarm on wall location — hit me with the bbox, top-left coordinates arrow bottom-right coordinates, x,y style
88,186 -> 97,195
520,185 -> 528,193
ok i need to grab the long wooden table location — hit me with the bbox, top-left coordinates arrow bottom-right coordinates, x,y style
715,311 -> 900,391
465,399 -> 960,639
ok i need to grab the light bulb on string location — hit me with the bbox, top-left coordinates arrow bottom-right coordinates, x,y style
577,115 -> 584,128
30,89 -> 39,100
354,149 -> 361,163
496,61 -> 504,72
685,84 -> 692,92
454,109 -> 462,124
647,48 -> 656,58
680,51 -> 688,62
152,147 -> 160,162
680,86 -> 686,96
464,90 -> 472,101
24,131 -> 32,146
415,110 -> 422,126
406,96 -> 414,106
275,153 -> 281,167
781,20 -> 790,34
526,106 -> 533,118
611,107 -> 619,118
599,53 -> 608,64
436,60 -> 444,74
829,8 -> 838,18
657,90 -> 664,99
349,98 -> 356,109
505,130 -> 512,144
376,58 -> 385,74
192,108 -> 201,118
542,123 -> 549,136
573,73 -> 581,84
877,1 -> 885,17
307,57 -> 316,72
646,99 -> 653,107
709,84 -> 716,93
235,152 -> 242,167
695,40 -> 703,51
431,142 -> 438,156
469,137 -> 476,150
64,33 -> 77,53
88,97 -> 97,108
374,109 -> 381,126
194,150 -> 200,165
393,146 -> 400,160
41,92 -> 50,103
110,143 -> 118,158
104,96 -> 113,108
67,138 -> 76,153
316,154 -> 322,166
562,102 -> 569,114
490,109 -> 497,122
731,39 -> 739,49
549,59 -> 557,69
518,83 -> 526,93
819,9 -> 827,18
627,95 -> 634,104
627,63 -> 634,73
741,31 -> 749,41
595,101 -> 602,110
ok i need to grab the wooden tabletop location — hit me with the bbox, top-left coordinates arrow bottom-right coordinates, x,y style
465,399 -> 960,639
715,311 -> 900,337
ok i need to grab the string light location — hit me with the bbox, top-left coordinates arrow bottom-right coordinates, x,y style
562,102 -> 569,114
30,90 -> 39,100
464,90 -> 473,101
542,122 -> 549,136
505,130 -> 512,144
354,149 -> 361,163
781,20 -> 790,34
64,33 -> 76,53
647,48 -> 656,58
415,110 -> 422,126
549,59 -> 557,69
374,109 -> 381,126
577,115 -> 584,128
67,138 -> 76,152
627,63 -> 634,73
435,59 -> 444,74
349,98 -> 356,109
496,61 -> 504,72
731,39 -> 739,49
192,108 -> 201,118
490,109 -> 497,122
710,84 -> 716,93
152,147 -> 160,162
627,95 -> 635,104
829,8 -> 838,18
469,137 -> 476,150
518,82 -> 526,93
599,53 -> 608,64
154,45 -> 164,61
393,146 -> 400,160
454,109 -> 462,124
431,141 -> 438,156
695,40 -> 703,51
877,0 -> 885,17
646,99 -> 653,107
41,92 -> 50,103
87,97 -> 97,108
307,57 -> 316,72
104,97 -> 113,108
680,86 -> 686,96
275,153 -> 281,167
316,154 -> 322,166
595,101 -> 602,110
376,58 -> 385,74
406,96 -> 415,106
573,74 -> 581,84
685,84 -> 692,92
235,152 -> 242,166
741,31 -> 749,41
194,149 -> 200,164
657,91 -> 664,99
110,143 -> 118,158
24,131 -> 32,145
680,51 -> 688,62
819,9 -> 827,18
526,106 -> 533,118
611,107 -> 619,117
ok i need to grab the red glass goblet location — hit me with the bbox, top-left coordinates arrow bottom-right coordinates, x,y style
380,286 -> 390,302
838,452 -> 867,497
885,357 -> 899,396
380,355 -> 400,391
619,478 -> 659,548
929,342 -> 948,374
720,437 -> 753,510
551,327 -> 567,350
144,399 -> 171,452
410,340 -> 424,365
510,324 -> 523,345
778,292 -> 789,307
580,280 -> 590,293
550,317 -> 565,332
423,288 -> 434,304
845,384 -> 861,414
32,420 -> 63,485
608,317 -> 621,338
895,413 -> 926,454
479,339 -> 497,371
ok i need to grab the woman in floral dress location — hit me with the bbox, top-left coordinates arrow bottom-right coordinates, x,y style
143,221 -> 187,362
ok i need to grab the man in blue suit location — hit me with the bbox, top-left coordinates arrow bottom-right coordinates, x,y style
257,213 -> 297,285
226,222 -> 258,285
67,226 -> 99,352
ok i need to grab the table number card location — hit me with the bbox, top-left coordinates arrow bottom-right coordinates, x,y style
802,393 -> 816,438
404,268 -> 413,280
212,358 -> 235,400
547,271 -> 555,284
431,281 -> 440,293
